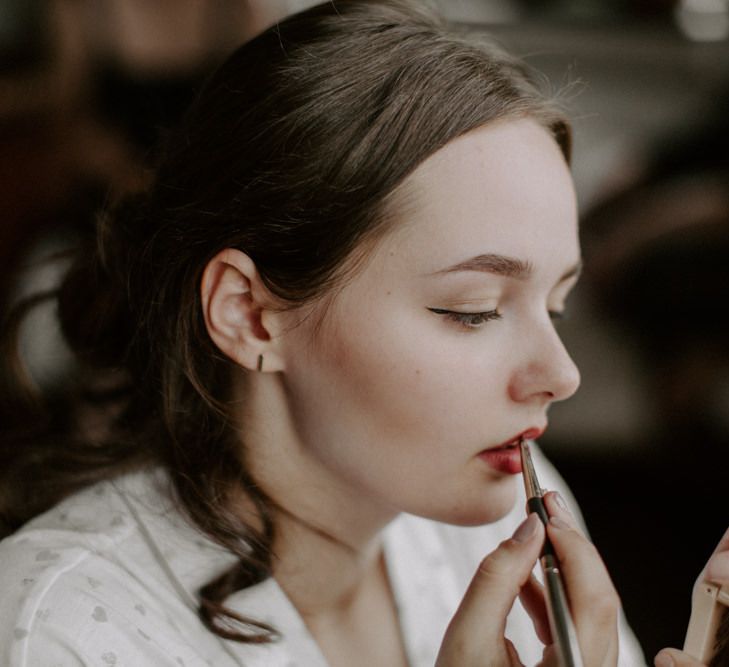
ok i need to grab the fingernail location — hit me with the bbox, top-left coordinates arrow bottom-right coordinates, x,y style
706,551 -> 729,581
554,492 -> 568,511
654,651 -> 675,667
549,516 -> 571,530
513,514 -> 539,542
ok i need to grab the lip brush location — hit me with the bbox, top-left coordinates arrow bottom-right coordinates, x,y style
520,439 -> 584,667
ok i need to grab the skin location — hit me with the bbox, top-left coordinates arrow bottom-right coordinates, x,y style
274,118 -> 581,527
205,116 -> 581,526
201,118 -> 718,665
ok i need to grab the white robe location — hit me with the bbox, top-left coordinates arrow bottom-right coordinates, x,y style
0,446 -> 646,666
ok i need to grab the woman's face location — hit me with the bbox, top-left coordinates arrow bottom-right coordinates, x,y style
275,118 -> 581,526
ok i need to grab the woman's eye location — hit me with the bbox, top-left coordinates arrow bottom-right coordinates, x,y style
428,308 -> 502,329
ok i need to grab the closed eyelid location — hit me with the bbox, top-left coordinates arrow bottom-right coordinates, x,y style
438,298 -> 499,307
427,307 -> 502,329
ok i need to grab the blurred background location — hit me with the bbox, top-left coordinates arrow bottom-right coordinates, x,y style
1,0 -> 727,660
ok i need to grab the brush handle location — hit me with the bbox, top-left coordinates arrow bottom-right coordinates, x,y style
527,496 -> 555,559
526,496 -> 584,667
542,554 -> 585,667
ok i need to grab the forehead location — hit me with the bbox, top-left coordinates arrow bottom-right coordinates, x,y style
375,117 -> 579,277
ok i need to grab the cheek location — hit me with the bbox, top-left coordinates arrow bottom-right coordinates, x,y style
315,303 -> 510,446
283,300 -> 521,524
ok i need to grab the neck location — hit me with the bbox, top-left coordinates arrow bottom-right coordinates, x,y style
271,508 -> 393,618
231,371 -> 400,617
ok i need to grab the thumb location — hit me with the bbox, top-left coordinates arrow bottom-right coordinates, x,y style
654,648 -> 706,667
437,513 -> 545,666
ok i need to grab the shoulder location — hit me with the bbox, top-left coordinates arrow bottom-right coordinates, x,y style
0,471 -> 234,667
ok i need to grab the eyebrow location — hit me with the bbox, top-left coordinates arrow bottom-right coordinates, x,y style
428,253 -> 582,283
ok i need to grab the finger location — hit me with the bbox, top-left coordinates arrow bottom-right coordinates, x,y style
693,526 -> 729,585
542,491 -> 583,536
461,514 -> 543,637
654,647 -> 706,667
504,638 -> 524,666
706,526 -> 729,583
537,643 -> 559,667
436,513 -> 544,665
518,573 -> 552,645
707,550 -> 729,583
546,516 -> 620,665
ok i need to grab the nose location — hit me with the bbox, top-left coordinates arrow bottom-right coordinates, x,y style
508,324 -> 581,405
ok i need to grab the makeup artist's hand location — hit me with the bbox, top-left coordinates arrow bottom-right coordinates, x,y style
653,525 -> 729,667
435,491 -> 621,667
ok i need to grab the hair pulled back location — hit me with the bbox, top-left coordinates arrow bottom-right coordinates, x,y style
0,0 -> 571,643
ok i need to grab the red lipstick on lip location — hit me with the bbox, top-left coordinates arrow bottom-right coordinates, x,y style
478,445 -> 523,474
477,427 -> 545,475
520,427 -> 544,441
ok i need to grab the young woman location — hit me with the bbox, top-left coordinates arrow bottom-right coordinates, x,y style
0,2 -> 724,665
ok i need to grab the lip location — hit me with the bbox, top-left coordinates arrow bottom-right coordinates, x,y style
485,426 -> 546,452
476,426 -> 545,475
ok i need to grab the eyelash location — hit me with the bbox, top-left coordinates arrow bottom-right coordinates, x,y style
429,308 -> 565,329
428,308 -> 502,328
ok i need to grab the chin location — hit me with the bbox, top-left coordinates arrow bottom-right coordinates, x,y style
416,478 -> 518,527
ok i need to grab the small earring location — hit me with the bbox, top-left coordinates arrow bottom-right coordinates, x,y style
257,354 -> 263,372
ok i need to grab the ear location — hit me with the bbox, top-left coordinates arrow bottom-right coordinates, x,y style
201,248 -> 285,372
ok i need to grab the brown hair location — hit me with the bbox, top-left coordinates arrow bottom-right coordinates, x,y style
0,0 -> 571,643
